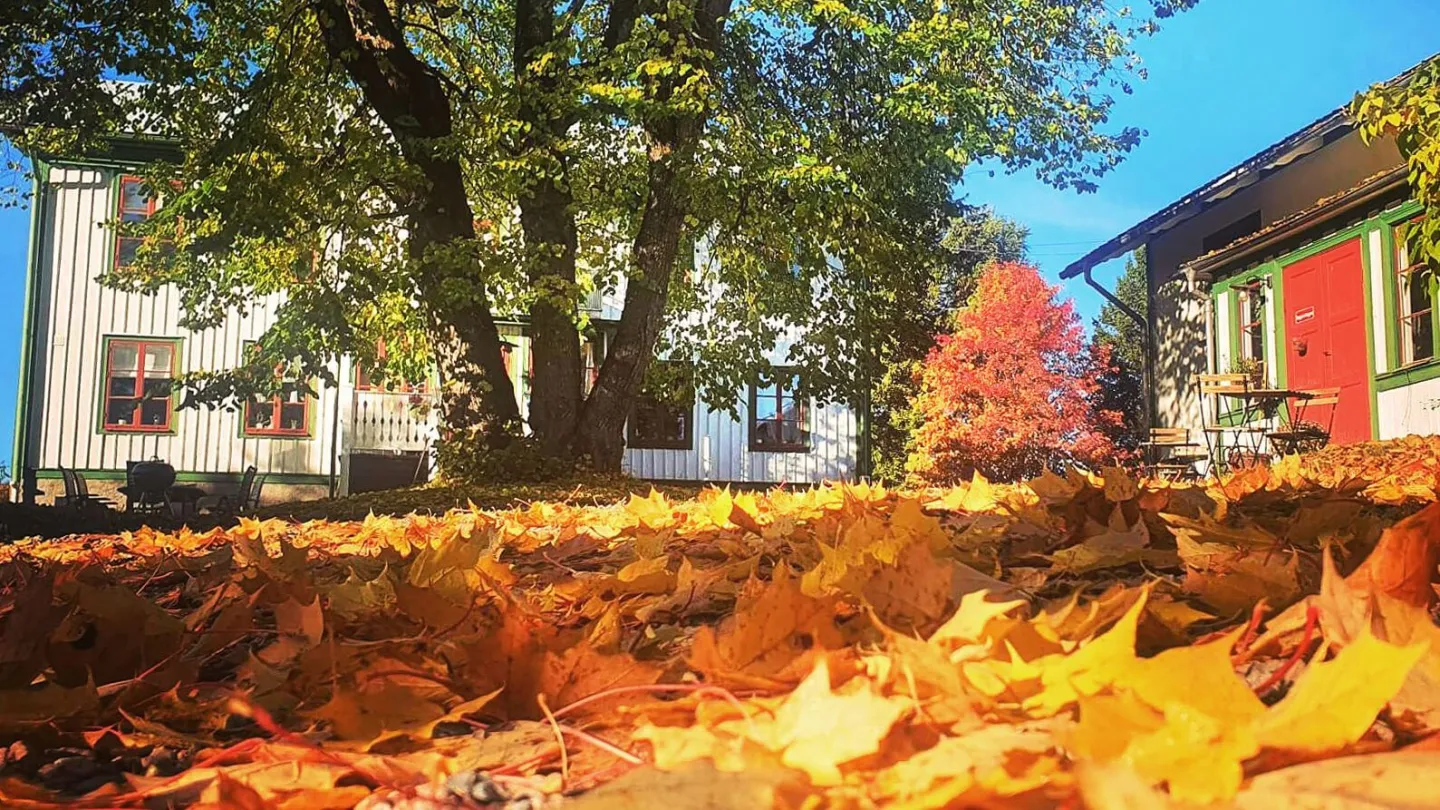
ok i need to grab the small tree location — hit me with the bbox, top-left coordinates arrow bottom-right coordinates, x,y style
1092,247 -> 1149,452
906,262 -> 1122,484
869,207 -> 1029,482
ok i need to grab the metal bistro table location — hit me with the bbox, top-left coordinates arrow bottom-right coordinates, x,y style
1207,387 -> 1317,471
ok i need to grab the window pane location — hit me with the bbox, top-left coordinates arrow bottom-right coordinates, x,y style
780,397 -> 804,422
780,420 -> 806,445
117,236 -> 142,266
144,344 -> 173,374
120,179 -> 151,214
280,402 -> 307,431
106,399 -> 137,426
1415,315 -> 1434,363
755,392 -> 778,421
109,375 -> 137,398
753,422 -> 776,447
141,377 -> 172,399
1409,272 -> 1432,315
140,398 -> 170,427
246,401 -> 273,428
110,343 -> 139,373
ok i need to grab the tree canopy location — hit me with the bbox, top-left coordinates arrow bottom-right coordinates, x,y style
1354,56 -> 1440,271
1091,247 -> 1148,452
2,0 -> 1196,469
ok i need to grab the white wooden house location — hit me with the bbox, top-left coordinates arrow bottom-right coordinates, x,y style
1062,57 -> 1439,464
9,149 -> 862,505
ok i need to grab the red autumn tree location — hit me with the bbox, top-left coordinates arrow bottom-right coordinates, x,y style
906,261 -> 1123,483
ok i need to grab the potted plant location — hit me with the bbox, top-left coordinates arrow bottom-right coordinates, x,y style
1230,357 -> 1266,388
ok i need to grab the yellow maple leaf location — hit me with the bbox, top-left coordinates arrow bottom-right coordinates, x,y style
1023,590 -> 1148,716
750,659 -> 905,785
1252,629 -> 1428,752
929,589 -> 1028,647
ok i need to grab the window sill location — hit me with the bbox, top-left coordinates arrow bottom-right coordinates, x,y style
101,425 -> 175,435
749,443 -> 811,454
1376,359 -> 1440,392
245,431 -> 312,439
629,440 -> 694,451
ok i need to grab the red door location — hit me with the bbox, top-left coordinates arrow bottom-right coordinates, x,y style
1282,240 -> 1372,443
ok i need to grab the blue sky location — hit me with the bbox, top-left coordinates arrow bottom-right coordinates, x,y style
2,0 -> 1439,473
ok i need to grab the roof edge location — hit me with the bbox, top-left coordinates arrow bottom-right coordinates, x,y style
1058,108 -> 1351,279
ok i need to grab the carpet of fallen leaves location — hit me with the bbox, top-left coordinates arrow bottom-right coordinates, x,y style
6,436 -> 1440,809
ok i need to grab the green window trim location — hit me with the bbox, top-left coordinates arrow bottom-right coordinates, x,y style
34,468 -> 328,486
95,335 -> 183,436
239,340 -> 318,440
1210,265 -> 1283,425
1380,214 -> 1440,375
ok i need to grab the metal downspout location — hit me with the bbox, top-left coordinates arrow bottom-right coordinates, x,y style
12,161 -> 48,504
1080,266 -> 1153,433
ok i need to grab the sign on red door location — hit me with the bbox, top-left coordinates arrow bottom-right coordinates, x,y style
1282,240 -> 1371,444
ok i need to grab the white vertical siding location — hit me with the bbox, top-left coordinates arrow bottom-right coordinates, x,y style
1378,378 -> 1440,440
1367,228 -> 1389,375
25,167 -> 341,480
24,166 -> 859,489
621,395 -> 859,484
1264,284 -> 1278,387
1214,291 -> 1233,374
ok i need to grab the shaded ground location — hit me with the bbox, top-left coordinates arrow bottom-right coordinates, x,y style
1,437 -> 1440,807
0,476 -> 710,541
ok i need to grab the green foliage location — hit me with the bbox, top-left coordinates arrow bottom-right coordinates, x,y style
1,0 -> 1198,452
435,433 -> 577,486
870,207 -> 1028,482
1353,57 -> 1440,270
1091,247 -> 1148,451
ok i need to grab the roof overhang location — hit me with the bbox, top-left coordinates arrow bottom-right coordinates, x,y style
1060,54 -> 1438,281
1058,108 -> 1352,279
1180,164 -> 1408,277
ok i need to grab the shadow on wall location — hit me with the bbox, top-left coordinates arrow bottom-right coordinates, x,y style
1153,276 -> 1208,429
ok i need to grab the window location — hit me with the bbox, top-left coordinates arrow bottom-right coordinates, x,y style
101,338 -> 177,432
1395,223 -> 1435,367
628,362 -> 694,450
355,365 -> 429,393
1202,211 -> 1262,254
750,367 -> 809,452
242,344 -> 312,437
115,176 -> 159,268
1237,281 -> 1265,365
582,334 -> 608,396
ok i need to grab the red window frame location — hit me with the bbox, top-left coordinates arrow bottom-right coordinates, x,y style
244,383 -> 311,437
355,365 -> 430,394
114,175 -> 159,269
101,338 -> 177,433
627,361 -> 695,450
749,366 -> 810,452
1395,222 -> 1435,367
1237,281 -> 1265,364
242,344 -> 312,438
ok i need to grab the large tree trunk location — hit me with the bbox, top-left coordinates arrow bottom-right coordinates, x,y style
575,0 -> 732,468
514,0 -> 582,456
312,0 -> 520,442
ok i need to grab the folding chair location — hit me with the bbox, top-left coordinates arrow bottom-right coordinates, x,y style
1268,387 -> 1340,455
1142,427 -> 1207,481
57,467 -> 117,511
1197,373 -> 1269,474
